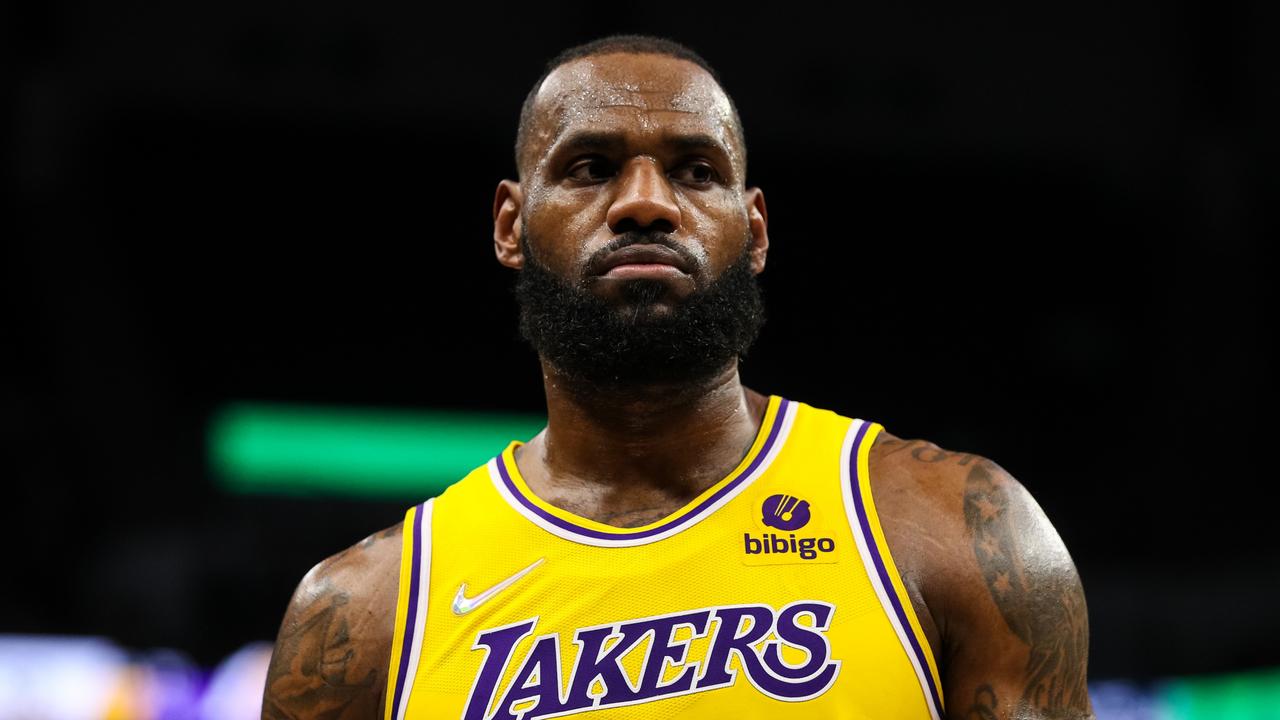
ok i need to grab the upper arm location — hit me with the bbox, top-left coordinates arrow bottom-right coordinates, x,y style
261,524 -> 402,720
940,458 -> 1093,719
870,437 -> 1093,720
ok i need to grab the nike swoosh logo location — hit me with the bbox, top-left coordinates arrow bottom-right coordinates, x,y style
451,558 -> 545,615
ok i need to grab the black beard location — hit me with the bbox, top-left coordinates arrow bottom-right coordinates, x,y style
514,234 -> 765,391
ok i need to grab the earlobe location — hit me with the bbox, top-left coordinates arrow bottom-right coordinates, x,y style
746,187 -> 769,274
493,180 -> 525,269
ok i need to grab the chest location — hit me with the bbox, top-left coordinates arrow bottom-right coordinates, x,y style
406,477 -> 927,717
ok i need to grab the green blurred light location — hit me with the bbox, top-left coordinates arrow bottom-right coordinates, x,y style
1160,666 -> 1280,720
209,403 -> 545,499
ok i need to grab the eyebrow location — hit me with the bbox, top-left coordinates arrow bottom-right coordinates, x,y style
550,130 -> 734,163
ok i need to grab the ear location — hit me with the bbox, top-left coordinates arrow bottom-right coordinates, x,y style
745,186 -> 769,274
493,179 -> 525,269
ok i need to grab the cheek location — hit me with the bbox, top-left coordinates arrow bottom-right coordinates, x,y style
523,194 -> 603,275
684,197 -> 750,271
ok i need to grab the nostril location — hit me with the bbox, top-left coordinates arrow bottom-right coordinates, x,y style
611,217 -> 676,236
648,218 -> 677,234
611,218 -> 642,235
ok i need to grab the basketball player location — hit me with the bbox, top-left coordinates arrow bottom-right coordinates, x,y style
262,35 -> 1093,720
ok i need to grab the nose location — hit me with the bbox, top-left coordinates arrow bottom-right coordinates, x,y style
605,157 -> 682,234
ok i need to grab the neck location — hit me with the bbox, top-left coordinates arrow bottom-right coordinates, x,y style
515,360 -> 770,526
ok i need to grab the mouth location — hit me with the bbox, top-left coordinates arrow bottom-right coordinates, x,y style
590,243 -> 694,280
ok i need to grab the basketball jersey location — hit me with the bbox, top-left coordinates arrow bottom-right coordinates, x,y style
383,395 -> 944,720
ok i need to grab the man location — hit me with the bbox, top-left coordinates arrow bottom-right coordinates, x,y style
262,34 -> 1093,720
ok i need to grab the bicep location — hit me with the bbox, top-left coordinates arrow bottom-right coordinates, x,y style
261,531 -> 400,720
942,460 -> 1093,720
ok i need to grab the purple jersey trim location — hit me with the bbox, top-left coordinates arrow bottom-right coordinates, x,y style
496,397 -> 791,541
847,422 -> 945,716
389,501 -> 425,719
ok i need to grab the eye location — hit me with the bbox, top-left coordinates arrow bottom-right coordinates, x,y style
566,157 -> 614,182
672,162 -> 720,186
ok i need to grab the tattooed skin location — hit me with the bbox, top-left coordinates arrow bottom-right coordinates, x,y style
964,461 -> 1091,716
262,530 -> 397,720
965,684 -> 1000,720
262,585 -> 379,719
879,438 -> 985,467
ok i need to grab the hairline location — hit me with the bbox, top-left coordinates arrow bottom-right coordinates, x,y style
514,49 -> 748,185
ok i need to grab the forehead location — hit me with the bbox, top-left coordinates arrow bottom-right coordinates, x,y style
527,53 -> 741,168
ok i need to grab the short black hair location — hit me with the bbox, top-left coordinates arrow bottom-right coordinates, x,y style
513,34 -> 747,183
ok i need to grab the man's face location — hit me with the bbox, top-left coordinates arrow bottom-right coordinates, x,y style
496,52 -> 770,387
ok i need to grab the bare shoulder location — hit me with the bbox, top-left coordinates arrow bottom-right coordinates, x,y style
261,522 -> 404,720
868,431 -> 1094,719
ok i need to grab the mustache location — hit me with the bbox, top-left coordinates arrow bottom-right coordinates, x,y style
584,231 -> 701,277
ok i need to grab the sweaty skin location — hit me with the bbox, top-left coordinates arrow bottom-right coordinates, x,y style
262,52 -> 1094,720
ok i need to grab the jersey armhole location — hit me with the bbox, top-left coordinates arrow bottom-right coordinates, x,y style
840,419 -> 946,720
383,499 -> 434,720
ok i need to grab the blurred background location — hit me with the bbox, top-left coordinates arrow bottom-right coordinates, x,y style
5,1 -> 1278,718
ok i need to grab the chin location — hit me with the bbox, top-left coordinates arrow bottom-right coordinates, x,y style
612,301 -> 679,325
593,276 -> 690,307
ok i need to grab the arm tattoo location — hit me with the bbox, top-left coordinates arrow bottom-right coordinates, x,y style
879,438 -> 984,467
262,582 -> 381,720
964,461 -> 1090,715
965,684 -> 1000,720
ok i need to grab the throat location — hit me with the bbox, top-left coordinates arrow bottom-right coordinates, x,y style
549,498 -> 698,529
514,369 -> 771,529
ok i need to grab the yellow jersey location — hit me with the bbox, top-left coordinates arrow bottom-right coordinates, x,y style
383,395 -> 944,720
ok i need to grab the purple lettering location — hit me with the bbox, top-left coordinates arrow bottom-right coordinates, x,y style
491,635 -> 566,720
754,601 -> 841,700
560,622 -> 650,711
464,601 -> 840,717
763,602 -> 836,680
696,605 -> 775,689
633,610 -> 712,698
462,619 -> 538,720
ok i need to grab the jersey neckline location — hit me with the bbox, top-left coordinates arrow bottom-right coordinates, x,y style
487,395 -> 797,547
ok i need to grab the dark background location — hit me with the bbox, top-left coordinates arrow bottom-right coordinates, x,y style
7,1 -> 1277,683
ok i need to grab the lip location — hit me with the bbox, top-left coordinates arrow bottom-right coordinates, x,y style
591,244 -> 693,277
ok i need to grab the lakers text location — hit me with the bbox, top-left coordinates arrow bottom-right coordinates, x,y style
462,601 -> 841,720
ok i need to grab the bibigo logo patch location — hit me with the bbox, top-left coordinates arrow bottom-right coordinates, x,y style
743,493 -> 838,565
